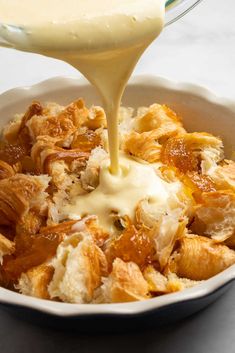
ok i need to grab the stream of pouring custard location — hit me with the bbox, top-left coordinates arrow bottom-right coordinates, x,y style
0,0 -> 166,231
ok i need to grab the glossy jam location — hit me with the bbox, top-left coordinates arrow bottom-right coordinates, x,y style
106,219 -> 156,269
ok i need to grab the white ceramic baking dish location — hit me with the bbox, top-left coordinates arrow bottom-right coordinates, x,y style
0,76 -> 234,328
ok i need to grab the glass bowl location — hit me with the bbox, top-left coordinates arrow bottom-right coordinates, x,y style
165,0 -> 203,26
0,0 -> 203,48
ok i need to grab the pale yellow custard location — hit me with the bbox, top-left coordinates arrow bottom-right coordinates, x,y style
0,0 -> 165,174
64,153 -> 182,233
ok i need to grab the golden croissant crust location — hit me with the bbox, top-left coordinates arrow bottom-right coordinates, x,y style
0,98 -> 234,304
0,174 -> 49,226
167,235 -> 235,280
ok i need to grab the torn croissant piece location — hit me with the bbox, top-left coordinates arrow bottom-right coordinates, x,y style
143,265 -> 200,294
124,104 -> 187,162
2,231 -> 64,282
135,179 -> 193,230
71,129 -> 102,152
165,273 -> 201,292
3,221 -> 77,283
191,191 -> 235,244
27,113 -> 77,143
150,214 -> 187,269
31,137 -> 89,173
161,132 -> 223,174
158,166 -> 215,206
135,199 -> 160,229
124,130 -> 162,162
105,217 -> 156,269
182,172 -> 216,193
181,171 -> 216,202
0,174 -> 50,226
57,98 -> 90,127
161,134 -> 200,173
55,99 -> 106,130
42,102 -> 65,117
209,159 -> 235,192
17,264 -> 54,299
27,98 -> 101,144
43,149 -> 89,176
30,136 -> 56,172
135,192 -> 189,270
48,234 -> 108,303
80,147 -> 107,191
3,101 -> 43,144
0,160 -> 16,180
83,105 -> 107,130
98,258 -> 149,303
26,102 -> 79,142
84,217 -> 110,247
0,102 -> 43,167
31,137 -> 89,190
0,234 -> 15,264
143,265 -> 168,293
18,101 -> 43,135
66,216 -> 110,247
135,104 -> 185,135
14,220 -> 77,259
167,235 -> 235,280
117,107 -> 135,138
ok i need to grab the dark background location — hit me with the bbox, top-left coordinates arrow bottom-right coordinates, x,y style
0,285 -> 234,353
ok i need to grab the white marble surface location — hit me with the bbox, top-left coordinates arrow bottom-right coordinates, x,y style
0,0 -> 234,99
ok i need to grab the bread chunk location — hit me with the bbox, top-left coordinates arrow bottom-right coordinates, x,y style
161,132 -> 223,174
210,159 -> 235,191
143,265 -> 200,294
0,174 -> 50,226
16,264 -> 54,299
98,258 -> 149,303
192,191 -> 235,244
17,264 -> 54,299
168,235 -> 235,280
124,104 -> 186,163
48,234 -> 107,303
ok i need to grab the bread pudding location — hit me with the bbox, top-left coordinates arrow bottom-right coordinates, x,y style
0,98 -> 234,303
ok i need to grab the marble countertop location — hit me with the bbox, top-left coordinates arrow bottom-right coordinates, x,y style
0,0 -> 234,352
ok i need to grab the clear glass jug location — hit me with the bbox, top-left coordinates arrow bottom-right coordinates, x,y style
0,0 -> 203,48
165,0 -> 202,26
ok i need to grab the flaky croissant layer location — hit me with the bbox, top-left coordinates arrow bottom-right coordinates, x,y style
0,99 -> 234,303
